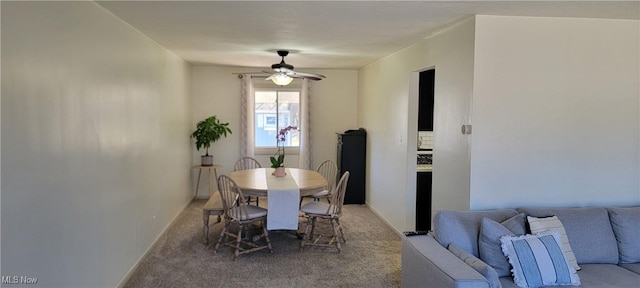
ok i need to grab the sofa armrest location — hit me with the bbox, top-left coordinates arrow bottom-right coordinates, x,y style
402,235 -> 490,288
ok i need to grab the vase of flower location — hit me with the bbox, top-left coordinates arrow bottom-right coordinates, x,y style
274,167 -> 286,177
270,125 -> 297,177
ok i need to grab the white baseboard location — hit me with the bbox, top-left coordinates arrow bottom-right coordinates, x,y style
364,202 -> 404,238
116,199 -> 195,288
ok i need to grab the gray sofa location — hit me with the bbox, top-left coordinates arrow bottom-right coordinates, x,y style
402,206 -> 640,288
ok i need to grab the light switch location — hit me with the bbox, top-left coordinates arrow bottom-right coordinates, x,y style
461,125 -> 472,135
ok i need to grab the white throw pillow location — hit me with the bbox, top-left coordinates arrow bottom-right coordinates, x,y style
527,215 -> 580,271
501,232 -> 580,288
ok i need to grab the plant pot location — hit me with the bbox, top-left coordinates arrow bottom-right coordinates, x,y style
274,167 -> 286,177
201,155 -> 213,166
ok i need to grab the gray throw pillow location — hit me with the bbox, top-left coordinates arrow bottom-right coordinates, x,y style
479,213 -> 526,277
608,207 -> 640,263
448,244 -> 502,288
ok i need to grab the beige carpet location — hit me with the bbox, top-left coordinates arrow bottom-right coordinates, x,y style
124,199 -> 402,288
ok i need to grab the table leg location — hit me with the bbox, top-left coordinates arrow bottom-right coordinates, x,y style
195,168 -> 203,200
213,168 -> 219,193
207,168 -> 213,197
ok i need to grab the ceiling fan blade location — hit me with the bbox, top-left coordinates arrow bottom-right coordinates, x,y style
289,75 -> 320,81
292,71 -> 326,80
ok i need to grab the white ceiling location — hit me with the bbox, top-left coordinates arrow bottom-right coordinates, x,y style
96,1 -> 639,70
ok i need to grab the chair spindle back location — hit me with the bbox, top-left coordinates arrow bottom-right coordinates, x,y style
316,159 -> 338,193
217,175 -> 249,221
327,171 -> 350,216
234,157 -> 262,171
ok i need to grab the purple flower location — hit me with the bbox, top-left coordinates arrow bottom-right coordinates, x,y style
277,125 -> 297,143
271,125 -> 297,168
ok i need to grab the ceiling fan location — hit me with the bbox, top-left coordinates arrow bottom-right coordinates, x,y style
266,50 -> 326,85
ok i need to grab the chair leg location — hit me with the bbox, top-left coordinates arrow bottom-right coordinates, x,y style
234,224 -> 243,261
330,218 -> 342,253
336,218 -> 346,242
203,211 -> 210,245
310,217 -> 317,239
214,221 -> 229,253
262,219 -> 273,253
300,216 -> 312,251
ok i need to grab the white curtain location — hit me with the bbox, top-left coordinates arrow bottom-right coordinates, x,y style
240,75 -> 255,157
298,79 -> 312,169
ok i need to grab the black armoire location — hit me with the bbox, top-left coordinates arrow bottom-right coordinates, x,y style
337,128 -> 366,204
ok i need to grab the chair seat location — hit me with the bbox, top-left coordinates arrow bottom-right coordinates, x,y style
311,189 -> 330,198
229,205 -> 268,220
300,201 -> 335,216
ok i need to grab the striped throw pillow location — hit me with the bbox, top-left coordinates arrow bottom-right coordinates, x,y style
527,215 -> 580,271
500,232 -> 580,288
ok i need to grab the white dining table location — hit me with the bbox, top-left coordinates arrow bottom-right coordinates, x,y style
228,168 -> 328,230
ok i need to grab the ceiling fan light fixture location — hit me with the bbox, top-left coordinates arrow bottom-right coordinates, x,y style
271,73 -> 293,86
266,50 -> 325,83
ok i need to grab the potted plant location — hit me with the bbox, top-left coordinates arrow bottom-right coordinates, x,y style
270,125 -> 297,177
191,115 -> 232,166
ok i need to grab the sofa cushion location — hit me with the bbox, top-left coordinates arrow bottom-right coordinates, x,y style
527,215 -> 580,271
449,243 -> 502,288
478,214 -> 526,277
607,207 -> 640,263
500,232 -> 580,288
517,207 -> 618,264
573,264 -> 640,287
434,209 -> 519,257
618,263 -> 640,275
499,264 -> 640,288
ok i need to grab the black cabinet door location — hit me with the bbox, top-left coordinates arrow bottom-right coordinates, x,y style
418,69 -> 435,131
416,172 -> 432,231
338,129 -> 366,204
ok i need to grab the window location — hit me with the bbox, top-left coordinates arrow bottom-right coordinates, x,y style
254,88 -> 300,154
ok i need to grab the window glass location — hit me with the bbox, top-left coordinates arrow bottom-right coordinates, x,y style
254,89 -> 300,148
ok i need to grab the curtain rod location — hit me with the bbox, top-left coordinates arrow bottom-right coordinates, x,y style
233,72 -> 270,79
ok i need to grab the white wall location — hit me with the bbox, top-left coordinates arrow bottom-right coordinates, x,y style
358,18 -> 476,232
360,15 -> 640,233
1,2 -> 192,287
190,66 -> 358,179
470,16 -> 640,209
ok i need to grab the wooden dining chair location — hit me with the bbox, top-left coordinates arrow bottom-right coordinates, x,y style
300,160 -> 338,206
300,171 -> 350,253
214,175 -> 272,260
202,191 -> 224,245
234,156 -> 262,171
233,157 -> 262,205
